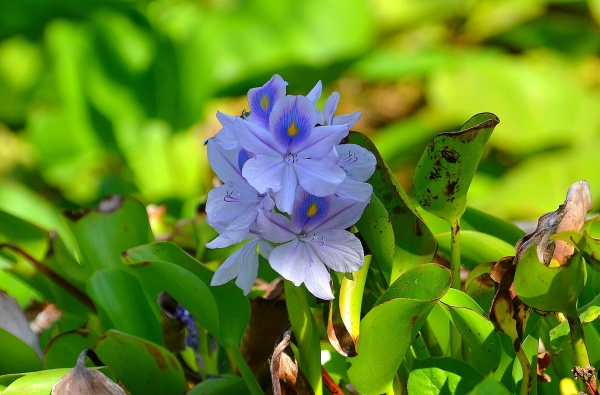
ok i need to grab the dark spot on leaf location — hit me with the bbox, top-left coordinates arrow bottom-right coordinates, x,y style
441,147 -> 459,163
444,181 -> 458,196
409,315 -> 418,326
168,355 -> 179,370
132,261 -> 151,267
143,343 -> 167,370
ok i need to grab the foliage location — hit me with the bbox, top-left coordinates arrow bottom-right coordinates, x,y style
1,1 -> 600,395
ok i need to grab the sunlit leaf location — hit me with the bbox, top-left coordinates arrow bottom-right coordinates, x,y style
122,241 -> 250,347
347,131 -> 437,284
413,113 -> 500,223
407,357 -> 484,395
436,230 -> 514,269
346,264 -> 451,394
338,255 -> 371,344
0,328 -> 43,375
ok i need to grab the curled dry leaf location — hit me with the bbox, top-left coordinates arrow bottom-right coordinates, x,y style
515,180 -> 592,267
537,352 -> 552,383
52,349 -> 124,395
270,329 -> 315,395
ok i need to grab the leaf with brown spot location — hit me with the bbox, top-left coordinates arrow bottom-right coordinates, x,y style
413,113 -> 500,224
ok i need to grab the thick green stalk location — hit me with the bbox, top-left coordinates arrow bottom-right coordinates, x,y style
284,281 -> 323,395
228,347 -> 265,395
565,307 -> 591,369
515,345 -> 532,395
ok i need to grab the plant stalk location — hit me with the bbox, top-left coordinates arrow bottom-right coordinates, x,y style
228,346 -> 265,395
449,220 -> 461,290
515,344 -> 532,395
565,307 -> 591,369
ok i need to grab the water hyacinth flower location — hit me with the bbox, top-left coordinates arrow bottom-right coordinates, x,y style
206,74 -> 376,298
257,189 -> 367,299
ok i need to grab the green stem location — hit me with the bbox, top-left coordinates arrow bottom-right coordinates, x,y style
228,347 -> 264,395
449,220 -> 461,290
284,281 -> 323,395
565,307 -> 591,369
515,344 -> 532,395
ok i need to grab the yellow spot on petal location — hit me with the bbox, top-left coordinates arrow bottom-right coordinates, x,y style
287,121 -> 299,137
260,94 -> 269,111
307,202 -> 318,217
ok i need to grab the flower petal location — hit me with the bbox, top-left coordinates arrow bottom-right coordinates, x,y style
305,195 -> 369,234
268,238 -> 307,286
294,157 -> 346,197
306,80 -> 322,103
335,177 -> 373,203
292,188 -> 332,230
273,164 -> 298,213
233,117 -> 283,155
257,211 -> 299,243
211,239 -> 260,295
302,258 -> 334,300
212,111 -> 238,149
270,95 -> 318,151
247,74 -> 287,130
207,139 -> 244,183
294,124 -> 348,158
337,144 -> 376,182
242,155 -> 285,194
323,92 -> 339,126
333,112 -> 361,129
306,229 -> 364,274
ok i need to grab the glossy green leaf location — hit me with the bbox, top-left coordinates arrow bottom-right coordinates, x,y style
284,281 -> 322,394
437,230 -> 515,269
43,232 -> 88,291
44,329 -> 101,369
413,113 -> 500,223
550,293 -> 600,353
461,206 -> 525,245
0,209 -> 47,258
122,241 -> 250,347
439,289 -> 502,374
122,260 -> 220,340
94,329 -> 184,395
347,264 -> 451,394
0,328 -> 43,375
514,245 -> 586,312
187,374 -> 251,395
65,195 -> 153,273
1,368 -> 115,395
87,269 -> 163,344
407,357 -> 484,395
0,373 -> 26,391
355,195 -> 394,278
347,131 -> 437,284
339,254 -> 371,342
464,261 -> 496,313
466,375 -> 511,395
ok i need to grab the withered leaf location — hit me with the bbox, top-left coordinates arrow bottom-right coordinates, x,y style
52,349 -> 124,395
270,329 -> 315,395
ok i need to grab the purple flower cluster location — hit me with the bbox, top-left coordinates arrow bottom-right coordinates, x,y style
205,75 -> 376,299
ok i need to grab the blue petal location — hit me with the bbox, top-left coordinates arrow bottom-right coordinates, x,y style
292,188 -> 332,230
247,74 -> 287,130
294,156 -> 346,197
211,238 -> 261,295
304,229 -> 364,273
257,211 -> 298,243
323,92 -> 339,125
207,139 -> 244,184
270,95 -> 318,151
336,143 -> 376,182
304,194 -> 369,234
242,155 -> 285,194
306,81 -> 322,102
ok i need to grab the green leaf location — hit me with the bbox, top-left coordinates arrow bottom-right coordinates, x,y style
439,289 -> 502,375
436,230 -> 515,270
65,195 -> 153,273
514,245 -> 586,313
44,329 -> 101,369
284,281 -> 322,394
1,368 -> 115,395
461,206 -> 525,245
413,113 -> 500,223
348,131 -> 437,284
346,264 -> 451,395
407,357 -> 484,395
122,260 -> 220,340
464,261 -> 496,313
550,293 -> 600,353
122,241 -> 250,347
87,269 -> 163,345
466,375 -> 511,395
355,195 -> 394,279
187,374 -> 251,395
0,328 -> 43,375
339,255 -> 372,343
94,330 -> 184,395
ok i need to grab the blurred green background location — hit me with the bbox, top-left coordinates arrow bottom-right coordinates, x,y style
1,0 -> 600,229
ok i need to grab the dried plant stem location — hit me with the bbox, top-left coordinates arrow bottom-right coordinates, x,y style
0,243 -> 96,313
